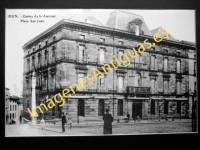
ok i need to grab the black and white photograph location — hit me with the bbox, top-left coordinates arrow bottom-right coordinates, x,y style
5,9 -> 197,136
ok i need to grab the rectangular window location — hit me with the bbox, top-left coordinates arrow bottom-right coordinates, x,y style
177,81 -> 181,94
151,80 -> 155,94
99,48 -> 105,64
10,105 -> 11,111
129,76 -> 134,85
164,80 -> 169,94
100,38 -> 105,43
177,60 -> 181,73
78,73 -> 84,82
33,47 -> 35,51
135,25 -> 139,36
28,51 -> 29,55
118,50 -> 124,61
39,44 -> 41,49
118,76 -> 123,91
45,40 -> 48,46
164,58 -> 168,72
79,35 -> 85,40
194,62 -> 196,74
79,45 -> 85,62
151,55 -> 155,70
99,77 -> 105,87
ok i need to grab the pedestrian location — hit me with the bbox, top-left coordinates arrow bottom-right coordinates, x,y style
103,109 -> 113,134
6,114 -> 9,124
68,117 -> 72,129
127,112 -> 130,122
61,112 -> 67,133
20,115 -> 22,124
41,117 -> 45,130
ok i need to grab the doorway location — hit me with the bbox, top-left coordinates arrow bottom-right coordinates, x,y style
150,100 -> 155,115
164,100 -> 168,114
132,100 -> 142,119
98,99 -> 105,116
78,99 -> 85,117
117,99 -> 123,116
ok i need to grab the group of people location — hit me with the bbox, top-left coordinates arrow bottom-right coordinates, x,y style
61,112 -> 73,133
124,112 -> 130,123
40,112 -> 73,132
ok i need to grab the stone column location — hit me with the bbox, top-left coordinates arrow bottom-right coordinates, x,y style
31,70 -> 37,125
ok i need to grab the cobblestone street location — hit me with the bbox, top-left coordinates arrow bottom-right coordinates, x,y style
6,119 -> 193,136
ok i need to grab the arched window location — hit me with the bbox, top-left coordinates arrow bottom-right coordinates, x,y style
98,99 -> 105,116
117,99 -> 123,116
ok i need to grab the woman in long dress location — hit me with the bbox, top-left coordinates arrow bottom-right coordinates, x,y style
41,118 -> 45,130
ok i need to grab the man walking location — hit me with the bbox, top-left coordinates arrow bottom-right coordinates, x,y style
61,112 -> 67,133
103,109 -> 113,134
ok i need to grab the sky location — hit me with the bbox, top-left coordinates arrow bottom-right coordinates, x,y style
5,9 -> 195,97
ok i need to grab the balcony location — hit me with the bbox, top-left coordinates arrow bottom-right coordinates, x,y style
117,86 -> 126,93
97,86 -> 107,92
127,86 -> 151,94
76,56 -> 88,63
134,63 -> 143,69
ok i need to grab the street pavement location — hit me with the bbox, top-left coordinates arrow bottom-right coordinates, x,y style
5,119 -> 193,136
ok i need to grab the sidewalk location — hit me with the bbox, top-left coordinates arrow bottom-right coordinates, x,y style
29,119 -> 192,135
30,118 -> 192,128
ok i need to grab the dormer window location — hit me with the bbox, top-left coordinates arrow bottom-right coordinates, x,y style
27,50 -> 29,55
79,35 -> 85,40
39,44 -> 41,49
128,18 -> 143,36
177,52 -> 180,56
33,47 -> 35,52
100,38 -> 105,43
164,49 -> 168,54
119,41 -> 124,46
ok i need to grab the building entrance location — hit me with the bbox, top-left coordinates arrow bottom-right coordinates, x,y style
132,100 -> 142,119
78,99 -> 85,117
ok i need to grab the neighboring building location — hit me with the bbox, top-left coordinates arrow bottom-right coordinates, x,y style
5,88 -> 23,123
22,10 -> 196,121
5,88 -> 10,123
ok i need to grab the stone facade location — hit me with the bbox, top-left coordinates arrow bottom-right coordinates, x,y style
22,11 -> 196,122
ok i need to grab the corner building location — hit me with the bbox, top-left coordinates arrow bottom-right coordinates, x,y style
22,10 -> 196,121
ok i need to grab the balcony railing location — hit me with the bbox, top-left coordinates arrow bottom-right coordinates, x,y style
135,63 -> 143,69
127,86 -> 151,94
76,56 -> 88,63
117,86 -> 126,93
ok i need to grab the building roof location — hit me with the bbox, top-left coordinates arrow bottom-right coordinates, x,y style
106,10 -> 152,36
150,26 -> 177,42
69,12 -> 104,26
180,40 -> 195,47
